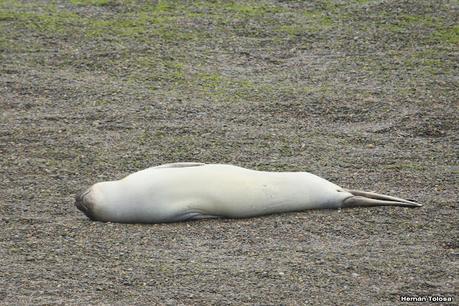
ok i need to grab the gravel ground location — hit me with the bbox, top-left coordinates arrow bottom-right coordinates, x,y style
0,0 -> 457,305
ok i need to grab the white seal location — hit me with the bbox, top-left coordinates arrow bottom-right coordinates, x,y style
75,163 -> 422,223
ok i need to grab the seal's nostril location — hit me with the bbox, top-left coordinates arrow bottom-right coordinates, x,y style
75,188 -> 97,221
75,194 -> 84,211
75,189 -> 91,212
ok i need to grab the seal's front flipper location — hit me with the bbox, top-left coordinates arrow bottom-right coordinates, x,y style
152,162 -> 206,169
342,189 -> 422,208
172,212 -> 220,222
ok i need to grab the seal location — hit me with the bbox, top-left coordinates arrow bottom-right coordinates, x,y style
75,163 -> 422,223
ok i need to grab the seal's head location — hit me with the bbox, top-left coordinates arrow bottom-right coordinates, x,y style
75,181 -> 128,222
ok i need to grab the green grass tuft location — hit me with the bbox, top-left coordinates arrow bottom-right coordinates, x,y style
70,0 -> 110,6
433,25 -> 459,44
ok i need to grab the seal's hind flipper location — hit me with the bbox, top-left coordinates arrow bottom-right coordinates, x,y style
342,189 -> 422,208
153,162 -> 206,169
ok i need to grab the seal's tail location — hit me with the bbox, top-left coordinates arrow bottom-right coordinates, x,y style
342,189 -> 422,208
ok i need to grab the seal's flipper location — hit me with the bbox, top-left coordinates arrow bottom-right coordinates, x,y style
152,162 -> 206,169
172,212 -> 220,222
345,189 -> 420,206
342,189 -> 422,208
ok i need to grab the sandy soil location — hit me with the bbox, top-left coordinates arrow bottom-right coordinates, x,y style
0,0 -> 457,305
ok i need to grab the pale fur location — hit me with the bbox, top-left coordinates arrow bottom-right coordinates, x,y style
75,163 -> 421,224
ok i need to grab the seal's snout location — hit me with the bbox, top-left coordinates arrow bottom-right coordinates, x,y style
75,189 -> 95,219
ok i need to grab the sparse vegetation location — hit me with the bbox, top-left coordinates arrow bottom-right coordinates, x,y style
0,0 -> 456,304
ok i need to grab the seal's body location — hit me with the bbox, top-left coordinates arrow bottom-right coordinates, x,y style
75,163 -> 421,223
